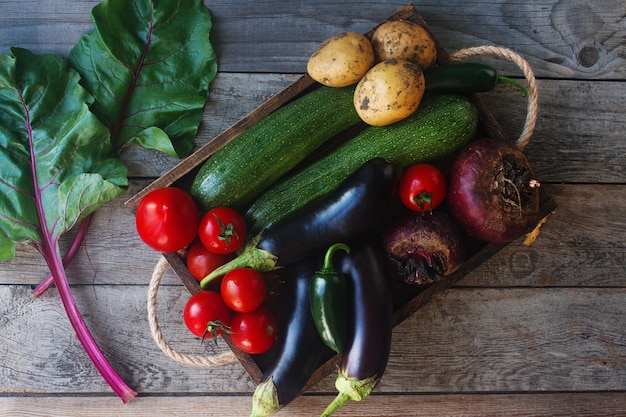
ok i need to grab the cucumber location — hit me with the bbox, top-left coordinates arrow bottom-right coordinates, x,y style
246,94 -> 479,233
191,85 -> 360,211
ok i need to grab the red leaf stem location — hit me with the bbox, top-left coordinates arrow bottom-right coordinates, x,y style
42,235 -> 137,402
32,214 -> 93,297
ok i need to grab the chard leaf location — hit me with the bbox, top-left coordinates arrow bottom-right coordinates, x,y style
68,0 -> 218,158
126,126 -> 178,157
0,47 -> 128,261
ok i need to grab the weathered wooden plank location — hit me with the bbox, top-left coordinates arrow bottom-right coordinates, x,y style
1,285 -> 624,395
388,288 -> 626,393
0,283 -> 257,395
120,72 -> 301,178
1,183 -> 622,288
458,183 -> 626,287
1,1 -> 623,78
1,392 -> 626,417
2,16 -> 623,183
480,80 -> 626,184
1,1 -> 623,414
117,75 -> 626,183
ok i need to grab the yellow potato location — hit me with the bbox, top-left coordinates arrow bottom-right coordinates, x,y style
354,59 -> 425,126
371,20 -> 437,69
307,32 -> 375,87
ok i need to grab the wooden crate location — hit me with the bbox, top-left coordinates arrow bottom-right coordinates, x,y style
125,3 -> 556,393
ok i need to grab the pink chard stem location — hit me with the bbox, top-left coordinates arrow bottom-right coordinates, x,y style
32,214 -> 93,297
42,235 -> 137,402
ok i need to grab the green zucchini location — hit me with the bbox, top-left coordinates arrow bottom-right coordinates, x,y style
191,85 -> 360,211
246,94 -> 479,233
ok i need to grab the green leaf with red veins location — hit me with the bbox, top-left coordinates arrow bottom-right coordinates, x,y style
0,48 -> 134,402
68,0 -> 218,158
0,48 -> 127,260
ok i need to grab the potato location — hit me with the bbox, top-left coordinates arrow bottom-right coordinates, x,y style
307,32 -> 375,87
354,59 -> 425,126
371,20 -> 437,69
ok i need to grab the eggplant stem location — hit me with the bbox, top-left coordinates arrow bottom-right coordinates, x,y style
321,374 -> 378,416
199,233 -> 278,288
249,376 -> 281,417
321,393 -> 351,417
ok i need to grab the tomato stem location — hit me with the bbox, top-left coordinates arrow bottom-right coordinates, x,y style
413,190 -> 433,213
202,320 -> 231,346
214,213 -> 239,248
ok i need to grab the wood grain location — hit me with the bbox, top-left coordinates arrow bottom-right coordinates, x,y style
115,75 -> 625,182
1,1 -> 623,78
0,286 -> 626,394
0,1 -> 624,415
1,284 -> 625,395
0,183 -> 621,288
2,393 -> 626,417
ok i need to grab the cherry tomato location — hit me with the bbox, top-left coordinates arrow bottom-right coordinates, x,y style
186,241 -> 233,282
183,291 -> 232,339
230,305 -> 278,354
198,207 -> 247,254
135,187 -> 200,253
220,268 -> 267,313
398,163 -> 447,213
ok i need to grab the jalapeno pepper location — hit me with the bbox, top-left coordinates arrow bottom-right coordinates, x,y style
310,242 -> 350,354
424,62 -> 527,96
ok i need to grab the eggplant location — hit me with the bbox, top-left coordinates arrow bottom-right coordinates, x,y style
250,257 -> 333,417
200,158 -> 397,287
321,239 -> 394,417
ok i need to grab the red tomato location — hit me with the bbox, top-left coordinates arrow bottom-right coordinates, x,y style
230,306 -> 278,354
220,268 -> 267,313
183,291 -> 232,339
186,241 -> 233,281
198,207 -> 247,254
398,164 -> 447,213
135,187 -> 200,253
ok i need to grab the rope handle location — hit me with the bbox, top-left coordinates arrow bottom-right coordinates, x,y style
147,256 -> 237,366
146,45 -> 538,367
450,45 -> 538,150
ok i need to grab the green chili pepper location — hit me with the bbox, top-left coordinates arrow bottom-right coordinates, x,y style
424,62 -> 528,96
310,243 -> 350,354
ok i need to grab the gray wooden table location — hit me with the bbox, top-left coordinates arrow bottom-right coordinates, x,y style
1,1 -> 625,416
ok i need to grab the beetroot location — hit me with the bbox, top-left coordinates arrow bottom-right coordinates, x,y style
447,138 -> 541,244
383,211 -> 466,285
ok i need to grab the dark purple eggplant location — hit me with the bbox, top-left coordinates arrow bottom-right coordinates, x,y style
383,210 -> 466,285
250,257 -> 333,417
200,158 -> 397,287
320,239 -> 393,417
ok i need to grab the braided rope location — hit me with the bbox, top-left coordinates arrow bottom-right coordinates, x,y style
147,256 -> 237,366
450,45 -> 538,150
